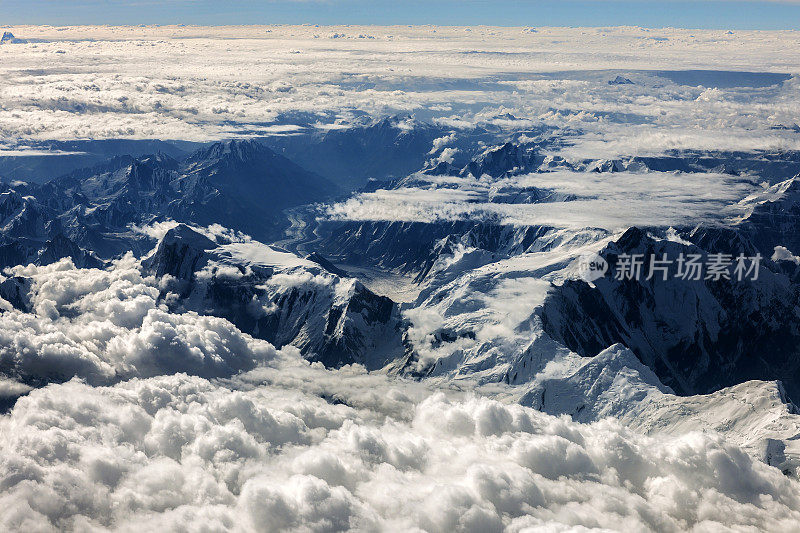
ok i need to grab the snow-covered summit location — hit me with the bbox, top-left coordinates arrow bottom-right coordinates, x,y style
0,32 -> 25,44
142,224 -> 404,370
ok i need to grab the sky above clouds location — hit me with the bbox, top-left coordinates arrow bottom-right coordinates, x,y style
3,0 -> 800,29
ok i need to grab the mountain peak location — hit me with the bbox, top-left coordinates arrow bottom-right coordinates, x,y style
186,138 -> 270,167
160,223 -> 216,250
609,75 -> 634,85
136,152 -> 179,169
460,141 -> 538,179
144,224 -> 216,280
768,174 -> 800,201
739,174 -> 800,215
0,32 -> 25,45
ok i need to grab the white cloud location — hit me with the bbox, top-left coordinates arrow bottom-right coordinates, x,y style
0,25 -> 798,160
325,169 -> 756,230
1,373 -> 799,531
429,132 -> 456,154
0,256 -> 280,385
773,245 -> 800,264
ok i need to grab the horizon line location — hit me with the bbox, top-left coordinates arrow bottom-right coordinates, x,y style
4,23 -> 799,31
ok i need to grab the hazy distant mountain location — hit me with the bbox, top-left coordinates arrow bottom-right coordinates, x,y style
267,115 -> 446,190
0,139 -> 338,260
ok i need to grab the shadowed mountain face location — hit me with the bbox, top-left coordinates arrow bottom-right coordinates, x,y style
266,116 -> 447,190
177,139 -> 338,239
0,139 -> 339,261
539,227 -> 800,398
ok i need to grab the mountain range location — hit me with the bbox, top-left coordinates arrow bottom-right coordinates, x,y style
3,120 -> 800,475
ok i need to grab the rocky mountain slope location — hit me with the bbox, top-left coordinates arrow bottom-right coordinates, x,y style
3,127 -> 800,475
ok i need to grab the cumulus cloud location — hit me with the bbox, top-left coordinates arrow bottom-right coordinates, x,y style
772,245 -> 800,264
434,146 -> 459,164
0,256 -> 279,386
429,133 -> 456,154
1,374 -> 799,532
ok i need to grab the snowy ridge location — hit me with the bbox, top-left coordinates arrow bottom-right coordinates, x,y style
145,224 -> 404,370
517,344 -> 800,473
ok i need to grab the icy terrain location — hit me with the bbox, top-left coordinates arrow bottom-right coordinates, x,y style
0,24 -> 800,531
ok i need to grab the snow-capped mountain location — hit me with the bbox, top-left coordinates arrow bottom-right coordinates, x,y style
5,129 -> 798,410
459,142 -> 541,179
1,118 -> 800,509
0,189 -> 55,240
0,140 -> 338,259
143,224 -> 404,369
0,32 -> 25,44
517,344 -> 800,473
734,175 -> 800,256
540,227 -> 800,398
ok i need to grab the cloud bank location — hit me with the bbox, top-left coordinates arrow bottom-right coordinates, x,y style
0,25 -> 799,160
3,372 -> 800,532
325,169 -> 757,229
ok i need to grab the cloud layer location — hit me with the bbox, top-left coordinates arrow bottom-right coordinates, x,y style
2,371 -> 800,532
1,25 -> 799,160
326,169 -> 757,229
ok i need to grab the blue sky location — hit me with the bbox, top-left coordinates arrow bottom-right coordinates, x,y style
2,0 -> 800,30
